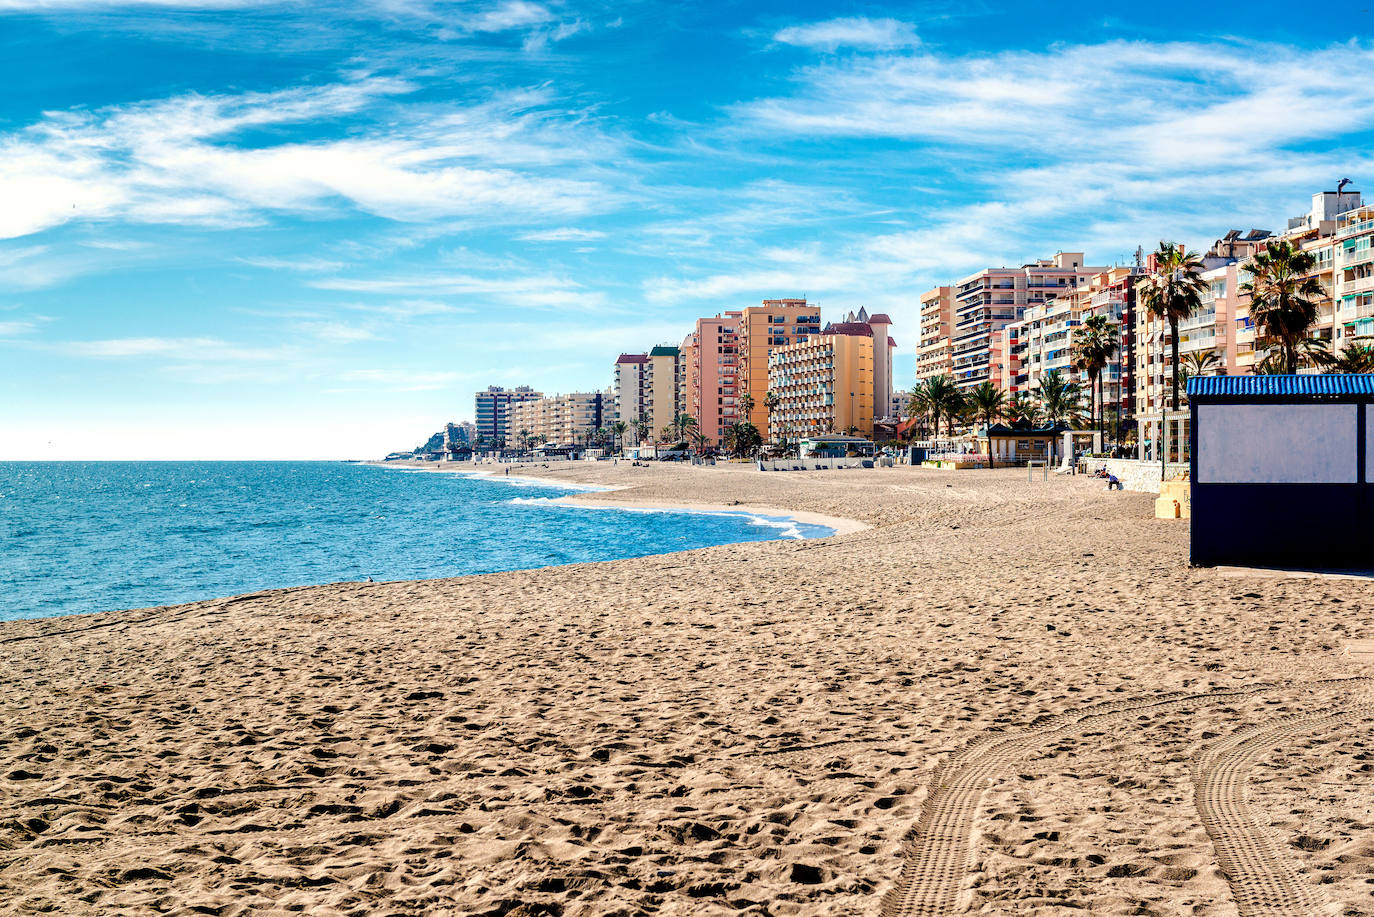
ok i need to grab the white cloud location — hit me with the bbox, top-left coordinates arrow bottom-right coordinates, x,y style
517,227 -> 607,242
63,336 -> 294,361
774,17 -> 919,51
0,78 -> 616,240
312,271 -> 609,310
295,320 -> 377,343
464,0 -> 551,32
239,255 -> 347,272
0,319 -> 41,336
344,298 -> 467,317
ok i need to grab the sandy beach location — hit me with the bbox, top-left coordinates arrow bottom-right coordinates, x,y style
2,462 -> 1371,917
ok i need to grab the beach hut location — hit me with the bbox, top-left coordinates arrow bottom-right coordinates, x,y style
977,421 -> 1071,465
1188,374 -> 1374,569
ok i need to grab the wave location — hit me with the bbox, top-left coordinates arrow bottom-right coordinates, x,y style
743,514 -> 805,540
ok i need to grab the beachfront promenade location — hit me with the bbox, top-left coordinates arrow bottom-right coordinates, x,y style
1,463 -> 1370,916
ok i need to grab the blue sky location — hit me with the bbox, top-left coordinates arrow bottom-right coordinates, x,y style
3,0 -> 1373,459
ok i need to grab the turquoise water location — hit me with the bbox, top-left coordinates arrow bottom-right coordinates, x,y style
0,462 -> 830,622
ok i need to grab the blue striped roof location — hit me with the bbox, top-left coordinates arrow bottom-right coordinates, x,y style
1187,374 -> 1374,397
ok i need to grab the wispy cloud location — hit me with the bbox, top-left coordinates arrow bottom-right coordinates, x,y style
63,336 -> 294,361
294,320 -> 378,343
343,298 -> 468,317
239,255 -> 348,272
517,227 -> 607,242
773,17 -> 919,51
0,318 -> 44,337
0,77 -> 618,240
312,271 -> 610,310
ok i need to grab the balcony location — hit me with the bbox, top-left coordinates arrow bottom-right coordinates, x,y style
1340,274 -> 1374,296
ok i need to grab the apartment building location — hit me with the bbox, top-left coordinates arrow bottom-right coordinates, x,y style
931,252 -> 1107,393
737,299 -> 822,430
839,308 -> 895,424
1003,265 -> 1142,426
443,421 -> 475,447
474,385 -> 542,442
613,354 -> 650,431
683,311 -> 743,445
507,391 -> 609,445
767,321 -> 875,442
647,345 -> 685,441
915,286 -> 954,385
1330,198 -> 1373,343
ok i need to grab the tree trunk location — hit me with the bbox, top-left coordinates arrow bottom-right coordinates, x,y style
1170,317 -> 1181,411
1097,371 -> 1104,441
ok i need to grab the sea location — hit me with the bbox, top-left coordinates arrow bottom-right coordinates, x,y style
0,461 -> 831,622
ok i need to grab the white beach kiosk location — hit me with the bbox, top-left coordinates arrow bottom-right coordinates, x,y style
1189,374 -> 1374,569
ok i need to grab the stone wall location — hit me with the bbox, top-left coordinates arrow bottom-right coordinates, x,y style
1095,458 -> 1190,493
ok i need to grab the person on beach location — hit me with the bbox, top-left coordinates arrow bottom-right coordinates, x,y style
1106,473 -> 1122,491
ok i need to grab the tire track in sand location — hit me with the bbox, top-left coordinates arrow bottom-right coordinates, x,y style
1192,699 -> 1374,917
880,678 -> 1369,917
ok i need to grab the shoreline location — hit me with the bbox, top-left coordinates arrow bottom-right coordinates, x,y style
552,493 -> 869,536
365,458 -> 868,537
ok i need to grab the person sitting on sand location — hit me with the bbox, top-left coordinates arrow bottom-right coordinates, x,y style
1106,473 -> 1123,491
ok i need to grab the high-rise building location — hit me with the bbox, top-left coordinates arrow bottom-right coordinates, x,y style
444,421 -> 476,447
837,307 -> 895,424
915,286 -> 954,385
683,311 -> 743,445
767,321 -> 875,441
647,345 -> 684,441
613,354 -> 650,434
614,348 -> 684,443
474,385 -> 542,443
507,391 -> 609,445
737,298 -> 822,431
927,253 -> 1107,392
1335,198 -> 1374,340
1001,266 -> 1142,430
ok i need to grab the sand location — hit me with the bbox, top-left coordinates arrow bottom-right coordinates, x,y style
1,462 -> 1371,917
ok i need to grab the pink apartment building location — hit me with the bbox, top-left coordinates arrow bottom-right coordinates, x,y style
684,311 -> 744,445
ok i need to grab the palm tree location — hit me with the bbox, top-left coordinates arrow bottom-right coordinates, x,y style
678,414 -> 701,453
1070,314 -> 1118,437
1036,369 -> 1083,426
923,375 -> 963,437
967,381 -> 1007,468
673,411 -> 696,442
1136,242 -> 1207,411
723,421 -> 761,458
1241,239 -> 1326,375
1007,391 -> 1040,426
611,420 -> 628,452
907,382 -> 935,438
1180,350 -> 1221,377
737,392 -> 755,428
1325,340 -> 1374,373
632,415 -> 650,445
763,390 -> 780,437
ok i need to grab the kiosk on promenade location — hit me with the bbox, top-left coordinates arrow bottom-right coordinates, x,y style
1189,374 -> 1374,569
